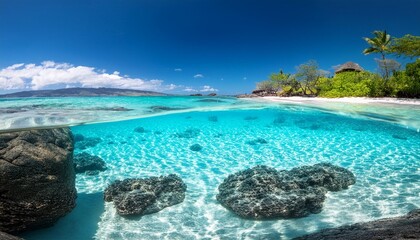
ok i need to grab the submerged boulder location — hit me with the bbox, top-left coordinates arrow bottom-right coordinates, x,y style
295,209 -> 420,240
217,163 -> 355,220
73,152 -> 107,174
104,174 -> 187,216
0,128 -> 77,233
189,144 -> 203,152
246,138 -> 268,145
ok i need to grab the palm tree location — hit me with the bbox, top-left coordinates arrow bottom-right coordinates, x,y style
363,30 -> 392,79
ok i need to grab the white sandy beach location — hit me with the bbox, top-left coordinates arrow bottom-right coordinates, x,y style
260,96 -> 420,106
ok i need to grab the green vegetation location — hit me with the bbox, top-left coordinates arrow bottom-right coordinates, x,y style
363,30 -> 392,79
256,31 -> 420,98
390,34 -> 420,58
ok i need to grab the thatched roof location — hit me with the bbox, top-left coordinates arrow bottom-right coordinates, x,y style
335,62 -> 364,74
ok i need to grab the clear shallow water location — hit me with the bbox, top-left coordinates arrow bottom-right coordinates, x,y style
1,96 -> 420,131
19,106 -> 420,240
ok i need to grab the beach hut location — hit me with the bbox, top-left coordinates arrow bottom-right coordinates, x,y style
334,62 -> 364,74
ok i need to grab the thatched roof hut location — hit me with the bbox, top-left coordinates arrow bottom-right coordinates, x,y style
334,62 -> 364,74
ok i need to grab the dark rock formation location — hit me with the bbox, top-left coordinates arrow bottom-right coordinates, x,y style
104,174 -> 187,216
208,93 -> 217,96
174,128 -> 201,138
134,127 -> 146,133
0,231 -> 22,240
189,144 -> 203,152
189,94 -> 203,96
216,163 -> 355,220
74,137 -> 101,150
244,116 -> 258,121
73,152 -> 107,175
294,209 -> 420,240
246,138 -> 268,145
73,133 -> 85,142
208,116 -> 218,122
0,128 -> 77,233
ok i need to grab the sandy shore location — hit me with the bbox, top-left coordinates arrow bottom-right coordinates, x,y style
259,96 -> 420,106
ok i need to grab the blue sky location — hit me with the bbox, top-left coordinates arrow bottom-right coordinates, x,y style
0,0 -> 419,94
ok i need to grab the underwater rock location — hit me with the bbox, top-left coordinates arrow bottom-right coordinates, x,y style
73,152 -> 107,174
216,163 -> 355,220
392,134 -> 408,140
73,133 -> 85,142
208,93 -> 217,96
246,138 -> 268,145
273,116 -> 285,125
74,137 -> 101,150
208,116 -> 218,122
295,209 -> 420,240
189,144 -> 203,152
287,163 -> 356,192
0,128 -> 76,233
0,231 -> 22,240
104,174 -> 187,216
244,116 -> 258,121
134,127 -> 146,133
174,128 -> 201,138
190,94 -> 203,96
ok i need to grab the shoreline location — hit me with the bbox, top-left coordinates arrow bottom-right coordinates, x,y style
257,96 -> 420,106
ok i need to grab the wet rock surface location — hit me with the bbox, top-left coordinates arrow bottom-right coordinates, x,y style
217,163 -> 355,219
0,231 -> 22,240
73,152 -> 107,174
104,174 -> 187,216
0,128 -> 77,233
294,209 -> 420,240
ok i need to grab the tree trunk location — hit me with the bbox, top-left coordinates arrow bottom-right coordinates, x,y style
382,53 -> 389,80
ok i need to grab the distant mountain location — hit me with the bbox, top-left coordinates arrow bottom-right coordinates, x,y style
0,88 -> 167,98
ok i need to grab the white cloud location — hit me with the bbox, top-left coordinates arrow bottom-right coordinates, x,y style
183,87 -> 198,92
200,85 -> 218,92
0,61 -> 179,92
194,74 -> 204,78
174,68 -> 182,72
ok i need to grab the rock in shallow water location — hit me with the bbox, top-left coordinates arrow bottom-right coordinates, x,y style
294,209 -> 420,240
189,144 -> 203,151
104,174 -> 187,216
0,128 -> 77,233
73,152 -> 107,174
216,163 -> 355,220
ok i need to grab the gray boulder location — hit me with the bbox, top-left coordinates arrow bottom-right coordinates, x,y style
294,209 -> 420,240
0,128 -> 77,233
73,152 -> 107,174
104,174 -> 186,216
217,163 -> 355,220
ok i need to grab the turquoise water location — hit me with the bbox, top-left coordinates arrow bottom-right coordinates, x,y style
14,97 -> 419,240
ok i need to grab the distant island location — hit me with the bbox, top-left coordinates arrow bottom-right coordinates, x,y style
0,87 -> 167,98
